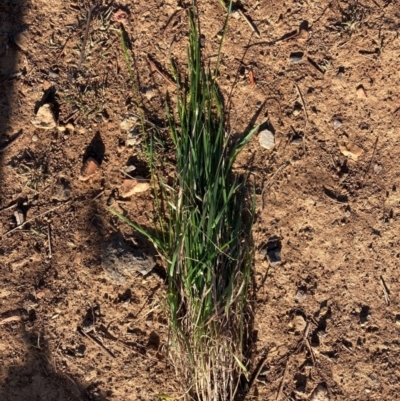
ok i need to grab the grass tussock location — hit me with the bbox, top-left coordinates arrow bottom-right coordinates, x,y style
112,4 -> 257,400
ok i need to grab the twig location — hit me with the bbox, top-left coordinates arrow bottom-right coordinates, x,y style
92,190 -> 104,201
0,202 -> 18,213
362,136 -> 379,186
161,6 -> 190,34
380,275 -> 390,305
247,349 -> 268,391
0,315 -> 23,325
78,5 -> 96,71
78,326 -> 116,359
1,202 -> 70,236
341,342 -> 354,354
147,55 -> 176,87
238,9 -> 260,38
47,224 -> 52,259
276,357 -> 290,401
294,83 -> 308,152
294,83 -> 308,125
303,322 -> 316,365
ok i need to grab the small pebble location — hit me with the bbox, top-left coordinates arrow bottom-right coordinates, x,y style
31,134 -> 39,142
259,129 -> 275,149
333,119 -> 342,130
79,158 -> 100,181
291,314 -> 306,333
120,115 -> 139,131
126,130 -> 140,147
357,85 -> 367,99
267,247 -> 281,265
373,163 -> 382,174
120,178 -> 150,198
290,52 -> 303,63
52,179 -> 71,201
142,87 -> 156,100
107,192 -> 116,206
295,290 -> 306,303
94,114 -> 103,123
42,80 -> 52,91
339,142 -> 363,161
14,209 -> 25,226
66,123 -> 75,131
125,165 -> 136,173
291,136 -> 303,145
76,344 -> 86,357
368,374 -> 380,386
337,67 -> 345,79
14,31 -> 30,51
310,384 -> 329,401
49,71 -> 59,79
231,10 -> 240,19
57,125 -> 66,132
297,28 -> 308,41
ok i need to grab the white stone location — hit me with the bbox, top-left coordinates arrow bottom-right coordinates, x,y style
259,129 -> 274,149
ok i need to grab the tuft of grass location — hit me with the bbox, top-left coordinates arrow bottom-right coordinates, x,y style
111,3 -> 258,400
333,3 -> 364,36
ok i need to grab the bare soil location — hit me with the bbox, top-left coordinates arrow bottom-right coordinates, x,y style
1,0 -> 400,400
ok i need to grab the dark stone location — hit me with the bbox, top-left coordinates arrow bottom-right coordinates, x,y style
102,234 -> 155,284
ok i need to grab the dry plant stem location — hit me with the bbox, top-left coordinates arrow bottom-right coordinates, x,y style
0,315 -> 22,325
78,327 -> 116,359
78,4 -> 96,71
2,202 -> 70,236
276,357 -> 290,401
147,55 -> 176,87
294,82 -> 308,151
247,349 -> 268,392
47,224 -> 52,259
380,275 -> 390,305
238,9 -> 260,37
362,136 -> 379,185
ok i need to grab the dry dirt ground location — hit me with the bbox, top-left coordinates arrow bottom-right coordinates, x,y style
1,0 -> 400,400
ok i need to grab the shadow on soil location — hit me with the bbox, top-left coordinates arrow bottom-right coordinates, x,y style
0,2 -> 108,400
0,327 -> 108,401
